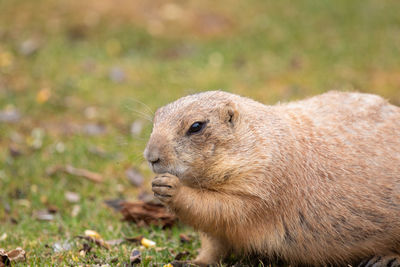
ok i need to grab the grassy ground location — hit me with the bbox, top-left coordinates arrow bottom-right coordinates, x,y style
0,0 -> 399,265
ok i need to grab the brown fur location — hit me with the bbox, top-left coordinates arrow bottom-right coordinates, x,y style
144,91 -> 400,266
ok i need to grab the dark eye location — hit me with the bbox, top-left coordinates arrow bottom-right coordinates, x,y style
187,121 -> 205,135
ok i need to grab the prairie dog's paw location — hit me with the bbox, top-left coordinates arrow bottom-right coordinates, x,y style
152,173 -> 181,204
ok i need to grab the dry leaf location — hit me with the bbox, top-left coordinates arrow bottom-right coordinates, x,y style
120,201 -> 176,228
76,230 -> 110,249
104,199 -> 125,211
123,235 -> 143,243
47,165 -> 103,183
0,247 -> 26,266
65,191 -> 80,203
130,249 -> 141,265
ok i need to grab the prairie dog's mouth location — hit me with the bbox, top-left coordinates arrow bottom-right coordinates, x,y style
149,162 -> 187,179
149,162 -> 166,174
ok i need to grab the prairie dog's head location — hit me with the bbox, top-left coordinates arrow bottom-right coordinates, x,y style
144,91 -> 243,187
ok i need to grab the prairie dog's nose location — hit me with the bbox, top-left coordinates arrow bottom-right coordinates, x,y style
148,153 -> 160,164
144,140 -> 162,165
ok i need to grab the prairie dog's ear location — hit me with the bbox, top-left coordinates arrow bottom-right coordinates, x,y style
220,101 -> 238,126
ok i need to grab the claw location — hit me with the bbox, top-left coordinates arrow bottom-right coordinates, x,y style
152,182 -> 172,188
154,193 -> 172,198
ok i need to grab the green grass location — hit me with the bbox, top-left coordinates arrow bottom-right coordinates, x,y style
0,0 -> 399,265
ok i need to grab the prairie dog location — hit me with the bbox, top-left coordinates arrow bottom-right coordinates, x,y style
144,91 -> 400,266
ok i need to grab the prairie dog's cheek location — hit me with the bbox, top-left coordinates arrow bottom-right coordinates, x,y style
198,143 -> 216,158
208,143 -> 216,155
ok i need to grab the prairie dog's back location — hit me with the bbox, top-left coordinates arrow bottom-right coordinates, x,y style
278,91 -> 400,172
283,91 -> 400,134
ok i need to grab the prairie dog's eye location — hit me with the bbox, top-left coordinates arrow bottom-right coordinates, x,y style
187,121 -> 205,135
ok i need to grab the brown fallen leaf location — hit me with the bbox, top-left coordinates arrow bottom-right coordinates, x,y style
123,235 -> 143,243
130,249 -> 141,265
76,230 -> 110,250
0,247 -> 26,266
104,199 -> 125,211
120,201 -> 176,228
47,164 -> 103,183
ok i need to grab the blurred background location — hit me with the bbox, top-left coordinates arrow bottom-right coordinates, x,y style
0,0 -> 399,265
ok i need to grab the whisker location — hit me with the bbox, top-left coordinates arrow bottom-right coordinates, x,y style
126,97 -> 155,115
124,105 -> 153,122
